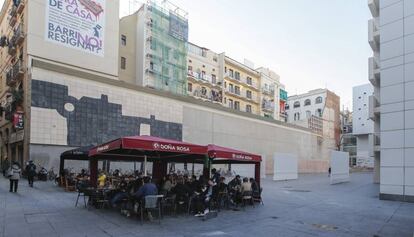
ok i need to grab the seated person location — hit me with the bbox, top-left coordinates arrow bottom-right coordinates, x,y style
228,175 -> 241,203
240,177 -> 252,193
133,176 -> 158,200
249,178 -> 259,194
160,175 -> 173,195
109,177 -> 129,207
171,177 -> 192,204
97,171 -> 106,188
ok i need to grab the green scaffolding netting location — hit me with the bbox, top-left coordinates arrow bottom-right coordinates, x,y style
148,2 -> 188,95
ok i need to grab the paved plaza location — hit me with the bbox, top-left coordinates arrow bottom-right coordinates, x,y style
0,172 -> 413,237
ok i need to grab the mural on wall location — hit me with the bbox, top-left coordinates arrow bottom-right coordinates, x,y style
31,80 -> 182,146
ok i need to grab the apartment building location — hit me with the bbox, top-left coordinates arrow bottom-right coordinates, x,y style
119,0 -> 188,95
0,0 -> 27,165
353,84 -> 374,168
223,57 -> 261,114
286,89 -> 341,148
0,0 -> 120,166
368,0 -> 414,202
186,43 -> 223,103
256,67 -> 286,120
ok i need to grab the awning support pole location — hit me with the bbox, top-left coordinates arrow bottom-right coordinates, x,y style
144,155 -> 147,176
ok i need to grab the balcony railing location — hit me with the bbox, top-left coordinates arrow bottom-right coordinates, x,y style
368,18 -> 380,51
368,0 -> 379,17
368,133 -> 380,156
191,89 -> 222,103
9,7 -> 17,27
261,100 -> 275,112
16,0 -> 25,14
262,87 -> 275,96
368,95 -> 380,121
6,60 -> 25,86
369,56 -> 380,86
187,70 -> 221,86
12,24 -> 25,46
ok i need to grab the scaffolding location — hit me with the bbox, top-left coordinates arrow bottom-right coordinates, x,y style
144,0 -> 189,95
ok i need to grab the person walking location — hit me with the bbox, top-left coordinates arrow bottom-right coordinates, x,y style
8,162 -> 21,193
25,160 -> 37,188
2,157 -> 10,177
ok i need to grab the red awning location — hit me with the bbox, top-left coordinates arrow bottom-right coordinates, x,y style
89,135 -> 207,157
207,144 -> 261,163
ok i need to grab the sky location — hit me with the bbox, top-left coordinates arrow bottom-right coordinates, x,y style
0,0 -> 371,110
122,0 -> 372,110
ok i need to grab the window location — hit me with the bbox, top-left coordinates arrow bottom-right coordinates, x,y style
229,69 -> 234,77
188,65 -> 192,72
150,39 -> 156,50
121,35 -> 127,46
201,71 -> 206,79
304,99 -> 311,106
293,101 -> 300,108
246,90 -> 252,99
229,84 -> 234,93
246,105 -> 252,113
234,86 -> 240,95
213,57 -> 218,62
235,71 -> 240,80
246,77 -> 252,85
285,104 -> 290,110
316,109 -> 322,117
121,57 -> 126,69
187,83 -> 193,92
224,97 -> 227,104
228,99 -> 234,109
211,74 -> 216,84
202,49 -> 207,57
294,112 -> 300,121
234,101 -> 240,110
306,110 -> 311,118
315,96 -> 323,104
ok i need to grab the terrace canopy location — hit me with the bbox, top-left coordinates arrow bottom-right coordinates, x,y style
59,145 -> 94,175
207,144 -> 262,186
88,135 -> 208,186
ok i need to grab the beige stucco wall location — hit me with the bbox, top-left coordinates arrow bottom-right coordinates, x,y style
26,0 -> 120,78
119,13 -> 137,85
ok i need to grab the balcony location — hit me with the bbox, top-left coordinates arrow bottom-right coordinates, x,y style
8,43 -> 16,55
9,7 -> 17,27
368,133 -> 381,157
261,100 -> 275,112
16,0 -> 25,14
12,24 -> 25,46
368,18 -> 380,51
6,60 -> 25,86
368,95 -> 380,120
188,70 -> 222,87
191,89 -> 222,103
262,87 -> 275,96
369,56 -> 380,86
368,0 -> 379,17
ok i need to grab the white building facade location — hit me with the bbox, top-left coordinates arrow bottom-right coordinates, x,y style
353,84 -> 374,168
368,0 -> 414,202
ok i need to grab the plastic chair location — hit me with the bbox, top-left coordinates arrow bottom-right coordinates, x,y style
252,187 -> 264,205
141,195 -> 163,224
241,191 -> 254,210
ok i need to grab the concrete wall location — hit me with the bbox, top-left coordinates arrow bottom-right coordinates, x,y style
28,61 -> 331,174
27,0 -> 120,77
378,0 -> 414,202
